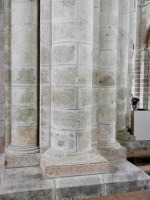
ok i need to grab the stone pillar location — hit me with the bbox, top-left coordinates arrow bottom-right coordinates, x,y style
133,0 -> 142,99
116,0 -> 131,141
41,0 -> 109,179
0,0 -> 4,152
126,0 -> 136,130
139,48 -> 149,109
40,0 -> 52,153
96,0 -> 126,160
92,0 -> 100,146
6,0 -> 39,155
4,0 -> 11,147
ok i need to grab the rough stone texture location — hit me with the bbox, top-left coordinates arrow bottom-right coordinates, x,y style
126,0 -> 135,130
117,131 -> 135,142
102,159 -> 150,195
41,148 -> 109,179
132,0 -> 142,100
0,0 -> 4,153
3,2 -> 11,146
0,0 -> 150,199
41,0 -> 109,178
40,0 -> 52,154
94,0 -> 126,160
98,146 -> 127,161
0,166 -> 55,199
116,0 -> 131,140
5,153 -> 40,168
120,140 -> 150,151
0,161 -> 150,199
0,153 -> 4,184
5,0 -> 39,157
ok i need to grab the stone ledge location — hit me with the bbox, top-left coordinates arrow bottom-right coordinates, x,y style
0,160 -> 150,199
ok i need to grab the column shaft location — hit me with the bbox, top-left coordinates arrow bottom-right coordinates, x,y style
127,0 -> 136,130
117,0 -> 129,133
0,0 -> 4,152
41,0 -> 109,178
96,0 -> 126,160
40,0 -> 52,153
133,0 -> 142,99
7,0 -> 39,154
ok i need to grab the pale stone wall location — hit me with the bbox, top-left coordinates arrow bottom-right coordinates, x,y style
0,0 -> 4,152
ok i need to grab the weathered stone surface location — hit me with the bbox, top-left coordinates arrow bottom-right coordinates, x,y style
120,141 -> 150,151
51,110 -> 91,130
0,167 -> 54,199
98,145 -> 127,161
41,148 -> 110,178
102,160 -> 150,194
55,175 -> 104,200
0,161 -> 150,199
5,153 -> 40,168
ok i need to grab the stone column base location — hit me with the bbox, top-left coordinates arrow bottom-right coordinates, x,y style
97,142 -> 127,161
5,146 -> 40,168
5,145 -> 40,155
117,131 -> 136,142
41,148 -> 110,179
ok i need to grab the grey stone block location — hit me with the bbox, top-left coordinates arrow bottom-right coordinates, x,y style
0,190 -> 53,200
102,159 -> 150,195
55,175 -> 105,200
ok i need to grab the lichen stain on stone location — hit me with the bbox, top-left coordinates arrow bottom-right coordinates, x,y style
20,128 -> 36,145
16,68 -> 35,84
58,141 -> 64,146
15,108 -> 36,125
5,160 -> 8,166
94,72 -> 99,79
99,76 -> 114,86
20,90 -> 35,104
60,0 -> 75,7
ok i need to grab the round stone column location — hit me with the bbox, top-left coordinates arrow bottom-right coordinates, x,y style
116,0 -> 132,141
126,0 -> 136,130
96,0 -> 126,160
133,0 -> 142,99
6,0 -> 39,154
41,0 -> 109,178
